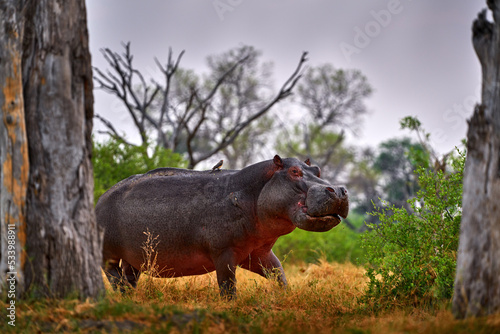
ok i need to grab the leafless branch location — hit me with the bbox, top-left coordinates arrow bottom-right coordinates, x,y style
95,42 -> 308,169
93,42 -> 165,146
190,51 -> 308,166
95,114 -> 136,146
155,49 -> 185,126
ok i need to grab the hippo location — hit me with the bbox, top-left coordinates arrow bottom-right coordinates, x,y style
96,155 -> 348,298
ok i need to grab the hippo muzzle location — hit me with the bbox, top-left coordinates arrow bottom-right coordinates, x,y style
292,184 -> 349,232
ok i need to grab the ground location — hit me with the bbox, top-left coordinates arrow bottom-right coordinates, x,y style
3,261 -> 500,333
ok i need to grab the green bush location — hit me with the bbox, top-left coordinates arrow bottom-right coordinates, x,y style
274,212 -> 366,264
360,149 -> 465,309
92,137 -> 187,203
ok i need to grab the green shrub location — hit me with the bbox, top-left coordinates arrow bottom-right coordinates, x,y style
92,137 -> 187,203
360,149 -> 465,309
274,212 -> 366,264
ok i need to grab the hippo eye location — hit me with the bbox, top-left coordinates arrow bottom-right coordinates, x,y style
289,167 -> 303,178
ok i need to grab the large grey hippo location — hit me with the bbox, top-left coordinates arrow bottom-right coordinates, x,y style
96,155 -> 349,297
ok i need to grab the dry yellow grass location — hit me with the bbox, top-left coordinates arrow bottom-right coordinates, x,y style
102,259 -> 368,333
6,260 -> 500,333
100,260 -> 500,333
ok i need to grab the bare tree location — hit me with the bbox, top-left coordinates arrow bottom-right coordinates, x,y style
453,3 -> 500,318
221,115 -> 275,169
94,43 -> 308,168
298,65 -> 371,132
278,65 -> 372,182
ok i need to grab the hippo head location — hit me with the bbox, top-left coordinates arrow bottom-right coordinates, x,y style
257,155 -> 349,233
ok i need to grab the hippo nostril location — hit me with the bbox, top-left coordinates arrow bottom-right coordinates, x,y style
340,187 -> 347,196
326,187 -> 335,193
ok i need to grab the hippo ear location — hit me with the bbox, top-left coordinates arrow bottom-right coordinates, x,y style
304,158 -> 311,166
273,155 -> 284,168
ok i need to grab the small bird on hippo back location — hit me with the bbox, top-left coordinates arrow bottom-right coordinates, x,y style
211,160 -> 223,173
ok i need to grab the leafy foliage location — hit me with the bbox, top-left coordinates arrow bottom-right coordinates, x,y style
373,138 -> 428,208
274,212 -> 366,265
297,65 -> 372,131
348,148 -> 380,218
360,149 -> 465,309
348,137 -> 429,231
92,137 -> 186,203
276,124 -> 355,183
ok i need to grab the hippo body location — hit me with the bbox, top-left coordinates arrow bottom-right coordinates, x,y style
96,155 -> 348,297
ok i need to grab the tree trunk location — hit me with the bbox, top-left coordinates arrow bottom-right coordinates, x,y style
20,0 -> 104,298
453,2 -> 500,318
0,0 -> 29,295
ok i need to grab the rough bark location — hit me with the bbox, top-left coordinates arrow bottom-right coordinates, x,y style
21,0 -> 104,298
0,0 -> 28,294
453,1 -> 500,318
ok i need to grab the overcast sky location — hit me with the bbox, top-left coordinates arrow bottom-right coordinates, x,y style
87,1 -> 485,157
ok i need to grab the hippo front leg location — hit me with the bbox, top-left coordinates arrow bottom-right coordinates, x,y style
213,250 -> 238,299
242,250 -> 288,288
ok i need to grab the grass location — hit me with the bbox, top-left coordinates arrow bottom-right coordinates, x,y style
3,260 -> 500,333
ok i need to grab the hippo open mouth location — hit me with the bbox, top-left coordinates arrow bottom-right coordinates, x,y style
292,210 -> 343,232
292,185 -> 349,232
305,210 -> 345,223
300,204 -> 342,220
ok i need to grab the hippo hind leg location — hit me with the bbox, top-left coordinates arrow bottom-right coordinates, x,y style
104,259 -> 141,293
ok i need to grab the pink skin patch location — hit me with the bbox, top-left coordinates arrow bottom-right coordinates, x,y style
296,198 -> 308,213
